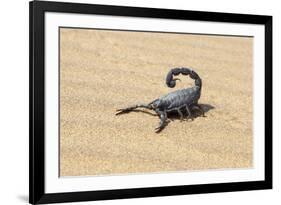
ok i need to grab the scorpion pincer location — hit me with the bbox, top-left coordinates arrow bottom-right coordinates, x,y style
116,67 -> 205,132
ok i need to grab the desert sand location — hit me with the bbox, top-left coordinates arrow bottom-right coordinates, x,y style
59,28 -> 253,176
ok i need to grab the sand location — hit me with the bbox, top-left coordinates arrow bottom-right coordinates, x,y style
59,28 -> 253,177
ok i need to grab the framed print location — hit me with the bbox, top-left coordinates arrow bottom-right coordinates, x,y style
29,0 -> 272,204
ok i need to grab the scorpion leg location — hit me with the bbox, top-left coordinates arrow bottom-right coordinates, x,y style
155,110 -> 167,132
185,105 -> 194,121
116,103 -> 152,115
177,108 -> 184,121
198,104 -> 206,117
192,104 -> 205,117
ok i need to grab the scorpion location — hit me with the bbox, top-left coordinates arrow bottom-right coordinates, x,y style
116,67 -> 205,132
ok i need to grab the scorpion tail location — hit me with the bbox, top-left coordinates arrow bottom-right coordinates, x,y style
166,67 -> 202,90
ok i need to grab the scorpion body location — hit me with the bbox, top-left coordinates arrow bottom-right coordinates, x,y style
116,67 -> 204,132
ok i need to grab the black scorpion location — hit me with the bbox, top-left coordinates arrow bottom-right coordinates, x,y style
116,68 -> 205,132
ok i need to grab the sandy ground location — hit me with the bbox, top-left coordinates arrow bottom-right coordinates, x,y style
59,28 -> 253,177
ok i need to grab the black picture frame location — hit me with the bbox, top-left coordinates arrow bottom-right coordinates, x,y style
29,0 -> 272,204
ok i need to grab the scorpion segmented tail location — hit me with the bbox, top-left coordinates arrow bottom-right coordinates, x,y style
166,67 -> 202,90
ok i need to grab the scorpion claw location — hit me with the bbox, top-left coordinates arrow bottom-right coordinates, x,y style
154,111 -> 167,133
115,109 -> 127,115
155,126 -> 164,133
116,104 -> 153,115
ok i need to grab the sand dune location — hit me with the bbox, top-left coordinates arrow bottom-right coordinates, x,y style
59,28 -> 253,176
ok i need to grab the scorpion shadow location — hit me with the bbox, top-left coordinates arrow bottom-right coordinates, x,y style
128,103 -> 215,133
168,103 -> 215,120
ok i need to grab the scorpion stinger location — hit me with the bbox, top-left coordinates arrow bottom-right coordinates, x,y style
116,67 -> 205,132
